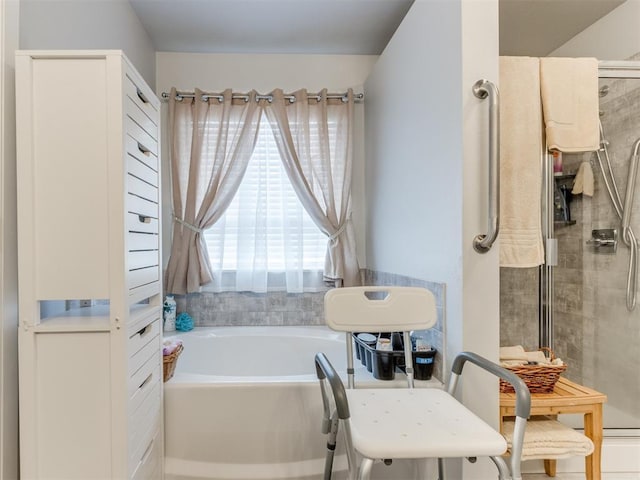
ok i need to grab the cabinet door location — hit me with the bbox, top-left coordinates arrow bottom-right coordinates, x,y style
33,332 -> 112,478
17,57 -> 111,300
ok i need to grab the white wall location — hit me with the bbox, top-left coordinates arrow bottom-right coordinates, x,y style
155,52 -> 378,269
19,0 -> 156,87
551,0 -> 640,59
0,0 -> 20,478
364,1 -> 499,477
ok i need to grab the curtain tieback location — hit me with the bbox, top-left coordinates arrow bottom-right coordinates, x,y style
328,216 -> 351,241
174,216 -> 203,234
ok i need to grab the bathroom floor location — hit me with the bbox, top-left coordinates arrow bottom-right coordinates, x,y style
523,475 -> 638,479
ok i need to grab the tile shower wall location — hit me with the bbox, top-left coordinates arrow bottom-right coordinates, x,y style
500,267 -> 539,351
172,269 -> 447,381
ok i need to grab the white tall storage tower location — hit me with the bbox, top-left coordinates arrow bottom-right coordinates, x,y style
15,51 -> 163,480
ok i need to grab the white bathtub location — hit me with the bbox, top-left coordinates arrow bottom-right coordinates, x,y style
163,326 -> 432,480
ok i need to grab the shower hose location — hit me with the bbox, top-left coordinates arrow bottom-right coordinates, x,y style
595,121 -> 638,311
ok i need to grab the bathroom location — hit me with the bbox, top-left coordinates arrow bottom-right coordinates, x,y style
1,0 -> 639,479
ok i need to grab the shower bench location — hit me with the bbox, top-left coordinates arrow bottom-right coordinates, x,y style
500,377 -> 607,480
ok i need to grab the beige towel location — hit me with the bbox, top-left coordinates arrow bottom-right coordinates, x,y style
572,161 -> 594,196
525,350 -> 550,365
540,57 -> 600,153
499,57 -> 545,267
503,416 -> 594,461
499,345 -> 528,362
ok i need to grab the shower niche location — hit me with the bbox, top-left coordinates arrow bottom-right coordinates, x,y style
553,173 -> 576,225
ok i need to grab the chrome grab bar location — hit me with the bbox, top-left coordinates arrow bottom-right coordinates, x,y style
472,79 -> 500,253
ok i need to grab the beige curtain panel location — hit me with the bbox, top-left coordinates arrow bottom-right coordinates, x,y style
165,88 -> 262,294
264,89 -> 361,287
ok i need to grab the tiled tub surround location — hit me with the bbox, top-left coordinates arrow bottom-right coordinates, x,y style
171,269 -> 446,382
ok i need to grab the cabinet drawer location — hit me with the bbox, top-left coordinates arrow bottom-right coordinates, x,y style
131,429 -> 161,480
128,317 -> 160,358
127,232 -> 159,252
128,250 -> 159,271
128,265 -> 160,290
127,154 -> 158,188
128,306 -> 162,338
126,117 -> 158,157
129,383 -> 160,457
129,349 -> 160,399
129,332 -> 159,377
126,97 -> 157,140
128,174 -> 158,204
127,194 -> 158,220
126,134 -> 158,173
125,74 -> 158,127
127,212 -> 159,235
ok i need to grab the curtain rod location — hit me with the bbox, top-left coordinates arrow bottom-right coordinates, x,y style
160,90 -> 364,104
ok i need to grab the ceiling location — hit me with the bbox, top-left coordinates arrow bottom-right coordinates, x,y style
129,0 -> 626,56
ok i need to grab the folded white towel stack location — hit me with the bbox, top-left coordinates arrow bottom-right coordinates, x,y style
499,56 -> 545,268
499,345 -> 564,367
540,57 -> 600,153
572,161 -> 595,197
502,416 -> 594,461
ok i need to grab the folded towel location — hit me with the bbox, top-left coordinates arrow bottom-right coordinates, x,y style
525,350 -> 550,365
540,57 -> 600,153
501,360 -> 528,367
503,416 -> 594,461
572,161 -> 595,196
500,345 -> 527,361
499,56 -> 545,267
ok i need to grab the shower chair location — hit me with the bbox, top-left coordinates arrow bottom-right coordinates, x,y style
314,286 -> 531,480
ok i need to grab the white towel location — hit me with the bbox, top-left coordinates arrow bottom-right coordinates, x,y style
499,57 -> 545,267
540,57 -> 600,153
572,161 -> 594,196
503,416 -> 594,461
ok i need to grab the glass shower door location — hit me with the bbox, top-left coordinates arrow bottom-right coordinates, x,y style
553,69 -> 640,430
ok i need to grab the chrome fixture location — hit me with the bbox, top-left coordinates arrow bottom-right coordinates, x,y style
586,229 -> 618,254
472,79 -> 500,253
595,122 -> 639,310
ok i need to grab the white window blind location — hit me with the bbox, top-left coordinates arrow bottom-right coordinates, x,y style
204,116 -> 330,293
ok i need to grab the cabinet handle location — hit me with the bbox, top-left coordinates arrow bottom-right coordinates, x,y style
136,87 -> 149,104
139,372 -> 153,390
137,323 -> 151,337
138,215 -> 151,224
140,438 -> 155,464
137,142 -> 151,156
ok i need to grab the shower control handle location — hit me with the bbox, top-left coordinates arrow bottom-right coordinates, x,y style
586,238 -> 615,247
586,229 -> 618,254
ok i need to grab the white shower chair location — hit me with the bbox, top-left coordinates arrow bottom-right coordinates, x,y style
314,286 -> 531,480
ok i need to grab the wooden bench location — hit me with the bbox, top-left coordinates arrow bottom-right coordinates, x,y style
500,377 -> 607,479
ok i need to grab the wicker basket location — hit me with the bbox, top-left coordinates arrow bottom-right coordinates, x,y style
163,343 -> 183,382
500,347 -> 567,394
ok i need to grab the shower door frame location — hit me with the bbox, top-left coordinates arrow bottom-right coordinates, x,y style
539,60 -> 640,436
539,60 -> 640,351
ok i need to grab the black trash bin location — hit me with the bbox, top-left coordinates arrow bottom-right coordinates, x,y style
412,348 -> 437,380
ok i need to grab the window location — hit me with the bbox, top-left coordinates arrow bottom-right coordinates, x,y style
203,116 -> 328,293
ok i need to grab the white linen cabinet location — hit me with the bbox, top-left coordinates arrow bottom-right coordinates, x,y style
15,51 -> 163,480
